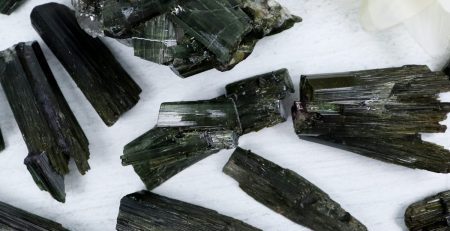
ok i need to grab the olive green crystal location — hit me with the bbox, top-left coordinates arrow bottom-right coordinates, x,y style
405,190 -> 450,231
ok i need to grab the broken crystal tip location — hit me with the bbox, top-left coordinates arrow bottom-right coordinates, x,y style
405,190 -> 450,231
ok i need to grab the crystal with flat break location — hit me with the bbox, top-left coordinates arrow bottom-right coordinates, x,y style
72,0 -> 301,77
116,191 -> 260,231
122,98 -> 240,190
0,0 -> 23,15
0,201 -> 68,230
31,3 -> 142,126
0,41 -> 90,202
405,190 -> 450,231
223,147 -> 367,231
293,65 -> 450,173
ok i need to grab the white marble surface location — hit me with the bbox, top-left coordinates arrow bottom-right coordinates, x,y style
0,0 -> 449,230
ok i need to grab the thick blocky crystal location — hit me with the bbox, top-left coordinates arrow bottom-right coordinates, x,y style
226,68 -> 294,134
0,201 -> 68,230
405,190 -> 450,231
122,98 -> 240,190
31,3 -> 142,126
0,41 -> 89,202
293,65 -> 450,173
0,0 -> 23,15
116,191 -> 260,231
223,147 -> 367,231
72,0 -> 300,77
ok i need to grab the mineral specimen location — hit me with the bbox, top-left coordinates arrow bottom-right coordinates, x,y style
122,99 -> 240,190
226,68 -> 294,134
31,3 -> 142,126
223,147 -> 367,231
0,201 -> 68,230
0,41 -> 89,202
405,190 -> 450,231
116,191 -> 260,231
0,0 -> 23,15
72,0 -> 301,77
293,65 -> 450,173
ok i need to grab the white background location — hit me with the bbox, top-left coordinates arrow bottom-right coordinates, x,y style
1,0 -> 450,230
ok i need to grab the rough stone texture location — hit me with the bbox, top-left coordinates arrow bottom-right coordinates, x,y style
31,3 -> 142,126
223,147 -> 367,231
116,191 -> 260,231
0,201 -> 68,230
293,65 -> 450,173
226,68 -> 294,134
0,41 -> 90,202
405,190 -> 450,231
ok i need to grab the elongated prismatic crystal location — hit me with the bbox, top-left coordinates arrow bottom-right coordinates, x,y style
405,190 -> 450,231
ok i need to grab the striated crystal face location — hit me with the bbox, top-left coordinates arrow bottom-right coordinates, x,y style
292,65 -> 450,173
0,0 -> 23,15
72,0 -> 301,77
405,190 -> 450,231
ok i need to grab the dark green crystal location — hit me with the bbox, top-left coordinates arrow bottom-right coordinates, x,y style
31,3 -> 142,126
0,41 -> 89,202
0,0 -> 23,15
226,68 -> 294,134
405,190 -> 450,231
0,201 -> 68,230
293,65 -> 450,173
116,191 -> 260,231
223,147 -> 367,231
122,98 -> 240,190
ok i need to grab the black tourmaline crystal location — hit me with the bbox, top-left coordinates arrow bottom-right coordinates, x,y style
223,147 -> 367,231
405,190 -> 450,231
226,68 -> 294,134
293,65 -> 450,173
0,201 -> 68,230
116,191 -> 260,231
72,0 -> 301,77
122,98 -> 240,190
30,3 -> 142,126
0,41 -> 89,202
0,0 -> 23,15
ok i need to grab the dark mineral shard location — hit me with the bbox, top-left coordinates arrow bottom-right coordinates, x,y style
0,0 -> 23,15
0,41 -> 89,202
31,3 -> 142,126
405,190 -> 450,231
116,191 -> 260,231
293,65 -> 450,173
223,147 -> 367,231
122,99 -> 240,190
0,201 -> 68,230
226,68 -> 294,134
72,0 -> 301,77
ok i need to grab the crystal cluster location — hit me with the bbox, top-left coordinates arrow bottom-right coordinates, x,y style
0,41 -> 90,202
31,3 -> 142,126
223,147 -> 367,231
117,191 -> 260,230
405,190 -> 450,231
72,0 -> 301,77
292,65 -> 450,173
122,69 -> 294,190
0,0 -> 23,15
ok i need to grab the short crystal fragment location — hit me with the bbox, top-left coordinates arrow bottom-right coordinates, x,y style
72,0 -> 300,77
31,3 -> 142,126
116,191 -> 260,231
0,201 -> 68,230
24,152 -> 66,203
0,41 -> 89,202
226,68 -> 294,134
405,190 -> 450,231
293,65 -> 450,172
223,147 -> 367,231
0,0 -> 23,15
